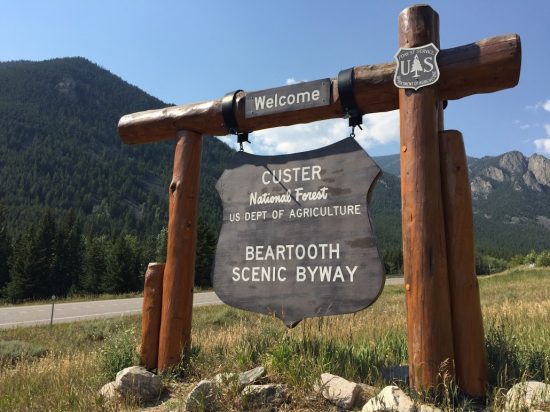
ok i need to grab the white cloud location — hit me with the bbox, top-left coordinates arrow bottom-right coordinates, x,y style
526,99 -> 550,111
534,139 -> 550,153
285,78 -> 307,85
219,110 -> 399,156
533,124 -> 550,154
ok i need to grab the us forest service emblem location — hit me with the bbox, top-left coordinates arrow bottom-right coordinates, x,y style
394,43 -> 440,90
212,137 -> 385,327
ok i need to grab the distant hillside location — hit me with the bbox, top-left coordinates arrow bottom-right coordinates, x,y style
0,56 -> 547,271
371,151 -> 550,257
0,57 -> 233,238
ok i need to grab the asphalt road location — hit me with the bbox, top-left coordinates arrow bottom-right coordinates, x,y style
0,277 -> 403,329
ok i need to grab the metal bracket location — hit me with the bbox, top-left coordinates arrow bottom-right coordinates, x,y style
222,90 -> 250,150
338,67 -> 363,128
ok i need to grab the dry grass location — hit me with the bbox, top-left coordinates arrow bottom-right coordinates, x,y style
0,267 -> 548,411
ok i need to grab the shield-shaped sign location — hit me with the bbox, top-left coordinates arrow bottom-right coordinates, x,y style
212,137 -> 385,327
394,43 -> 440,90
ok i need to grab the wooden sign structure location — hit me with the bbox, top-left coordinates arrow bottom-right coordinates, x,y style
118,5 -> 521,396
213,137 -> 385,327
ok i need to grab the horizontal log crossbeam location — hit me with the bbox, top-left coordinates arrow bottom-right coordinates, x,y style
118,34 -> 520,144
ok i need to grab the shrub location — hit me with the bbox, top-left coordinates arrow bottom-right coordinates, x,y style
0,340 -> 47,365
535,251 -> 550,267
98,327 -> 139,380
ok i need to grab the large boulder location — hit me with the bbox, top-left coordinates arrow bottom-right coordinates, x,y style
317,373 -> 361,409
239,366 -> 266,387
241,384 -> 288,408
362,385 -> 415,412
184,380 -> 215,412
505,381 -> 550,411
98,381 -> 120,402
115,366 -> 163,402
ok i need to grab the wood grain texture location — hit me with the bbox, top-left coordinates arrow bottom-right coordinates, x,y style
140,262 -> 165,370
398,4 -> 455,391
118,34 -> 520,144
440,130 -> 488,398
157,130 -> 202,371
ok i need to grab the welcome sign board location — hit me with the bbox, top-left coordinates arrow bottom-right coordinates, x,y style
212,137 -> 385,327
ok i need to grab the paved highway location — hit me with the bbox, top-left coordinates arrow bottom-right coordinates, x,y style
0,277 -> 403,329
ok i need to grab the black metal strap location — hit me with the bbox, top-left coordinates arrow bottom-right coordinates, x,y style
338,67 -> 362,128
222,90 -> 241,135
222,90 -> 249,150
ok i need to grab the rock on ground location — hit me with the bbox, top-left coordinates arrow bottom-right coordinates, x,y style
213,372 -> 239,386
98,381 -> 120,402
356,383 -> 378,407
115,366 -> 163,402
317,373 -> 361,409
362,385 -> 415,412
239,366 -> 266,387
184,380 -> 215,412
505,381 -> 550,411
241,384 -> 288,408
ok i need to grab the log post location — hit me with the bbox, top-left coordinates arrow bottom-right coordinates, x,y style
157,130 -> 203,370
398,5 -> 455,390
140,262 -> 165,370
440,130 -> 488,397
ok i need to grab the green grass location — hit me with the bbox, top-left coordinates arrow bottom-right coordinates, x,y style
0,267 -> 548,411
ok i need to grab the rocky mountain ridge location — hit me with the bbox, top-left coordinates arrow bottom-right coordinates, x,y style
471,151 -> 550,197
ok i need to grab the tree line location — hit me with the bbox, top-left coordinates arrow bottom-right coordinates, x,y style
0,206 -> 216,303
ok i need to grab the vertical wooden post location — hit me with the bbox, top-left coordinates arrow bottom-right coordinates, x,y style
157,130 -> 203,370
141,262 -> 165,370
440,130 -> 487,397
398,5 -> 455,390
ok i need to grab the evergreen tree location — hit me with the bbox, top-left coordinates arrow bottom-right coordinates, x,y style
81,235 -> 109,294
4,235 -> 32,302
4,212 -> 56,301
103,234 -> 141,294
0,205 -> 11,291
155,227 -> 167,262
51,210 -> 83,295
29,211 -> 57,299
195,222 -> 216,287
411,54 -> 423,76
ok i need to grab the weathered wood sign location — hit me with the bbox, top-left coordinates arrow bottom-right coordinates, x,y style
213,137 -> 385,327
245,79 -> 330,118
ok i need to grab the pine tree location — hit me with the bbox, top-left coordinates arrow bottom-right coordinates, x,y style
155,227 -> 167,262
51,210 -> 83,296
411,54 -> 423,77
4,235 -> 32,302
195,222 -> 216,287
81,235 -> 109,294
103,234 -> 142,294
0,205 -> 11,291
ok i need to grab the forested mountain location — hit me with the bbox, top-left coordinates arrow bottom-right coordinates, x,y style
0,57 -> 548,301
0,57 -> 232,237
0,57 -> 233,300
373,151 -> 550,257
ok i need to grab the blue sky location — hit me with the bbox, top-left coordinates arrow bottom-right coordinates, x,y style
1,0 -> 549,158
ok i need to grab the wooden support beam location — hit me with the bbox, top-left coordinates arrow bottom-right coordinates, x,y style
398,4 -> 455,391
140,262 -> 165,370
157,130 -> 202,371
118,34 -> 520,144
440,130 -> 488,398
